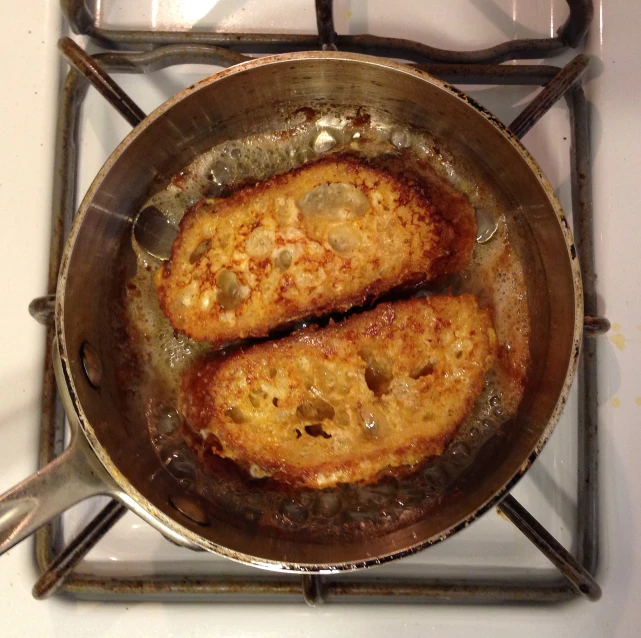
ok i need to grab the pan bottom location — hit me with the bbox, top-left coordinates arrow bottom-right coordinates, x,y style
113,107 -> 530,542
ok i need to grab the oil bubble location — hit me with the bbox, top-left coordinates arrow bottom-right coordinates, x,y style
312,492 -> 342,518
312,130 -> 337,154
279,499 -> 309,524
211,161 -> 232,185
161,444 -> 198,482
476,208 -> 499,243
359,480 -> 397,507
157,406 -> 181,435
391,129 -> 411,149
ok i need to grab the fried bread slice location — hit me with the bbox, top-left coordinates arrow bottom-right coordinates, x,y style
180,294 -> 496,489
156,156 -> 475,345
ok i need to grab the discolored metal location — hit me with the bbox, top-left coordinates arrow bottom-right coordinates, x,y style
315,0 -> 337,52
497,495 -> 601,600
508,54 -> 590,139
58,37 -> 145,127
61,0 -> 593,63
567,85 -> 600,579
32,500 -> 127,600
28,294 -> 56,325
302,575 -> 325,606
584,315 -> 611,336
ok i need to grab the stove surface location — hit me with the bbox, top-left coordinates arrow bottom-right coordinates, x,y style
0,1 -> 639,636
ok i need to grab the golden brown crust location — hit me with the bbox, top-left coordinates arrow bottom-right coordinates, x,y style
156,156 -> 476,346
180,294 -> 496,489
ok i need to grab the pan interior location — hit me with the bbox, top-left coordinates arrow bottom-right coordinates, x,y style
59,54 -> 578,569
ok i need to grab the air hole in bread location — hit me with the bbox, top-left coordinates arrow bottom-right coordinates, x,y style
216,269 -> 244,310
296,398 -> 335,421
364,363 -> 393,395
189,239 -> 211,264
359,347 -> 393,395
304,424 -> 332,439
225,406 -> 246,423
410,362 -> 435,379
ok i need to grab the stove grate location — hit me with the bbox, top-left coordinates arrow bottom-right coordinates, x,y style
31,0 -> 604,605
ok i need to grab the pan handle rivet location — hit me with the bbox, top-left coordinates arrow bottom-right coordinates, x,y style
169,495 -> 211,526
80,340 -> 102,389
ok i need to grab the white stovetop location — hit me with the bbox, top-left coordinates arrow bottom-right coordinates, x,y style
0,1 -> 639,636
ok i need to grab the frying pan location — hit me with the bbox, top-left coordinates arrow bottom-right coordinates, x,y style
0,48 -> 585,578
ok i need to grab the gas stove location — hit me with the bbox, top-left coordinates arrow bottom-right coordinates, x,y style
1,1 -> 639,636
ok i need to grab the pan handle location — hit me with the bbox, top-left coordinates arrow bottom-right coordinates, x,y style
0,430 -> 117,557
0,336 -> 120,557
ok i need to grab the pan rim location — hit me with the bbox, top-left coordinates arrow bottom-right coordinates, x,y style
56,50 -> 584,572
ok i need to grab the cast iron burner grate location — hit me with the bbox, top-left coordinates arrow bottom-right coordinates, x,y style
29,0 -> 606,605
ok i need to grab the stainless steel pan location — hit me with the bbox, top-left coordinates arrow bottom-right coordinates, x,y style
0,50 -> 584,575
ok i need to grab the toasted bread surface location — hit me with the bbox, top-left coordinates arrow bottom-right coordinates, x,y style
156,156 -> 475,345
180,294 -> 496,489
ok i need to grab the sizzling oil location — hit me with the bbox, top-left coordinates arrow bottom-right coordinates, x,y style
118,108 -> 530,539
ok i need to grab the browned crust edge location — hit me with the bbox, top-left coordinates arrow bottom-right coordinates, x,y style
180,295 -> 495,489
156,155 -> 476,346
